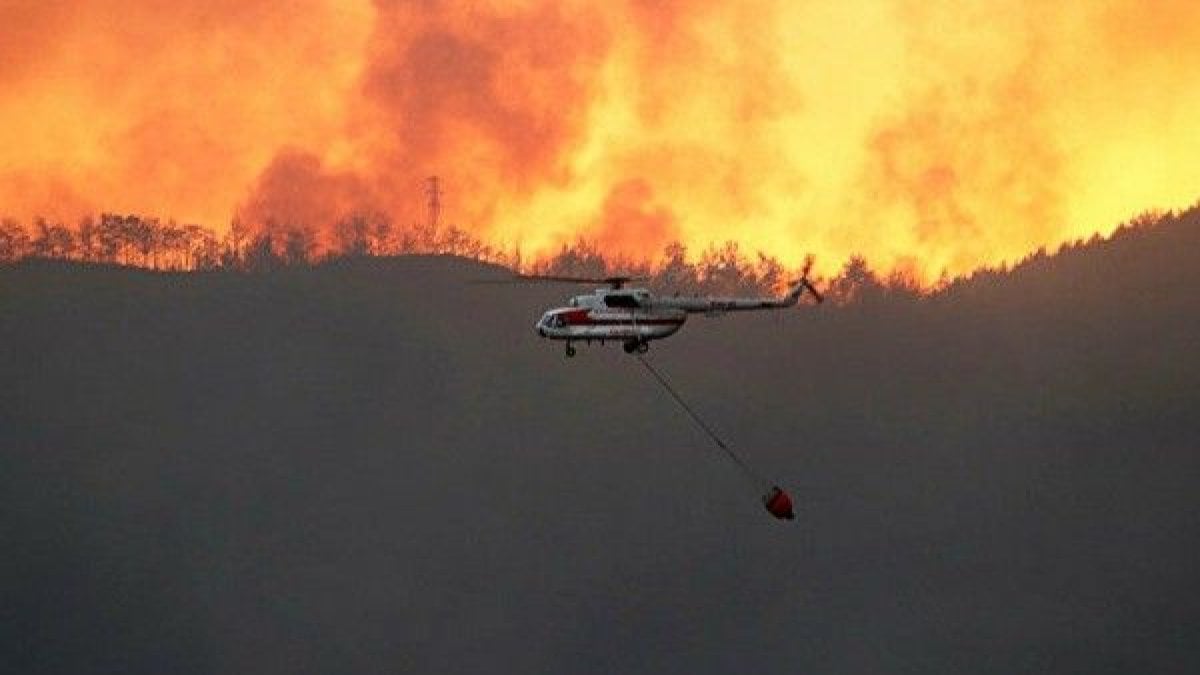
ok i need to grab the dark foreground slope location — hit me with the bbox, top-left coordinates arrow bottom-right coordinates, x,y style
3,221 -> 1199,674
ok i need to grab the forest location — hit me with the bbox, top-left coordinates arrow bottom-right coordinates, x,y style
2,205 -> 1194,302
2,204 -> 1198,674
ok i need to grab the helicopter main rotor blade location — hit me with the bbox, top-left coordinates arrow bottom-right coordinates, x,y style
469,273 -> 647,288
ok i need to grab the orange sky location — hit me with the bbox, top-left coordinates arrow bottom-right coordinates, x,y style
2,0 -> 1198,278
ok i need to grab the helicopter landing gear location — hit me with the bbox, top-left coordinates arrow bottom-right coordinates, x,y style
565,342 -> 576,358
623,340 -> 650,354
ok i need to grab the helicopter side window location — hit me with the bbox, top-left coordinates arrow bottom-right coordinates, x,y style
604,294 -> 640,308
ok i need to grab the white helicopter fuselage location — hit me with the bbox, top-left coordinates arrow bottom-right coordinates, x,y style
535,289 -> 687,343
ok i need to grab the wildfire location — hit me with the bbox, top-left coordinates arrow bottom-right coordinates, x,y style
2,0 -> 1199,279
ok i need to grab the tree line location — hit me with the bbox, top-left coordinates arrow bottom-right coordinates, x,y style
1,214 -> 224,270
12,206 -> 1180,302
0,213 -> 515,271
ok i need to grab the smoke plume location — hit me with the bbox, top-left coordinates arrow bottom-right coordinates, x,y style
2,0 -> 1199,276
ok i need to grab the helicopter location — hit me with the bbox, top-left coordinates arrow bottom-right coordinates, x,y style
480,260 -> 819,520
519,259 -> 824,357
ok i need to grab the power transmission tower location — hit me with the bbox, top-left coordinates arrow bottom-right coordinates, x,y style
426,176 -> 441,231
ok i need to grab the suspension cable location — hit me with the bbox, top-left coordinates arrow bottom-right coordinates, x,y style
635,353 -> 767,489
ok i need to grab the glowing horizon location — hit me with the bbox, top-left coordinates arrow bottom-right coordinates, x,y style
2,0 -> 1199,279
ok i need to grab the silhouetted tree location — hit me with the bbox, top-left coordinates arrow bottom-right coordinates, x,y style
221,217 -> 250,268
76,216 -> 98,262
184,225 -> 221,270
0,218 -> 30,262
438,224 -> 491,259
368,216 -> 394,255
96,214 -> 125,263
404,217 -> 439,253
242,234 -> 281,272
653,242 -> 699,292
536,239 -> 608,278
281,226 -> 318,265
827,255 -> 885,304
130,217 -> 161,267
30,218 -> 77,260
879,257 -> 924,300
335,214 -> 372,257
697,241 -> 759,295
158,221 -> 188,269
754,252 -> 786,295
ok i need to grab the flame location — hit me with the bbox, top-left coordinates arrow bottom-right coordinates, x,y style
2,0 -> 1199,278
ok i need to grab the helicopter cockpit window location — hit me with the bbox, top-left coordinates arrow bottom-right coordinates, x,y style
603,294 -> 640,308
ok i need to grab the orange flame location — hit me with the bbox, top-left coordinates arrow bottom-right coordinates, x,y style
2,0 -> 1199,278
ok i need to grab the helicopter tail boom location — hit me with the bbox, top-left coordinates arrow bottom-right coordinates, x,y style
648,277 -> 821,314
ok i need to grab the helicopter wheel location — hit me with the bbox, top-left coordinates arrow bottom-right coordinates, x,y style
622,341 -> 638,354
565,343 -> 576,358
636,341 -> 650,354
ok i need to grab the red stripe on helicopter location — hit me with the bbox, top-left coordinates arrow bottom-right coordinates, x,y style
560,310 -> 684,326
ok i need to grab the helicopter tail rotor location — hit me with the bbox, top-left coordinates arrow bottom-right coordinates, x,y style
789,256 -> 824,304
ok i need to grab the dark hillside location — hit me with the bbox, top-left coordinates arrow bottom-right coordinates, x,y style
2,217 -> 1199,674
